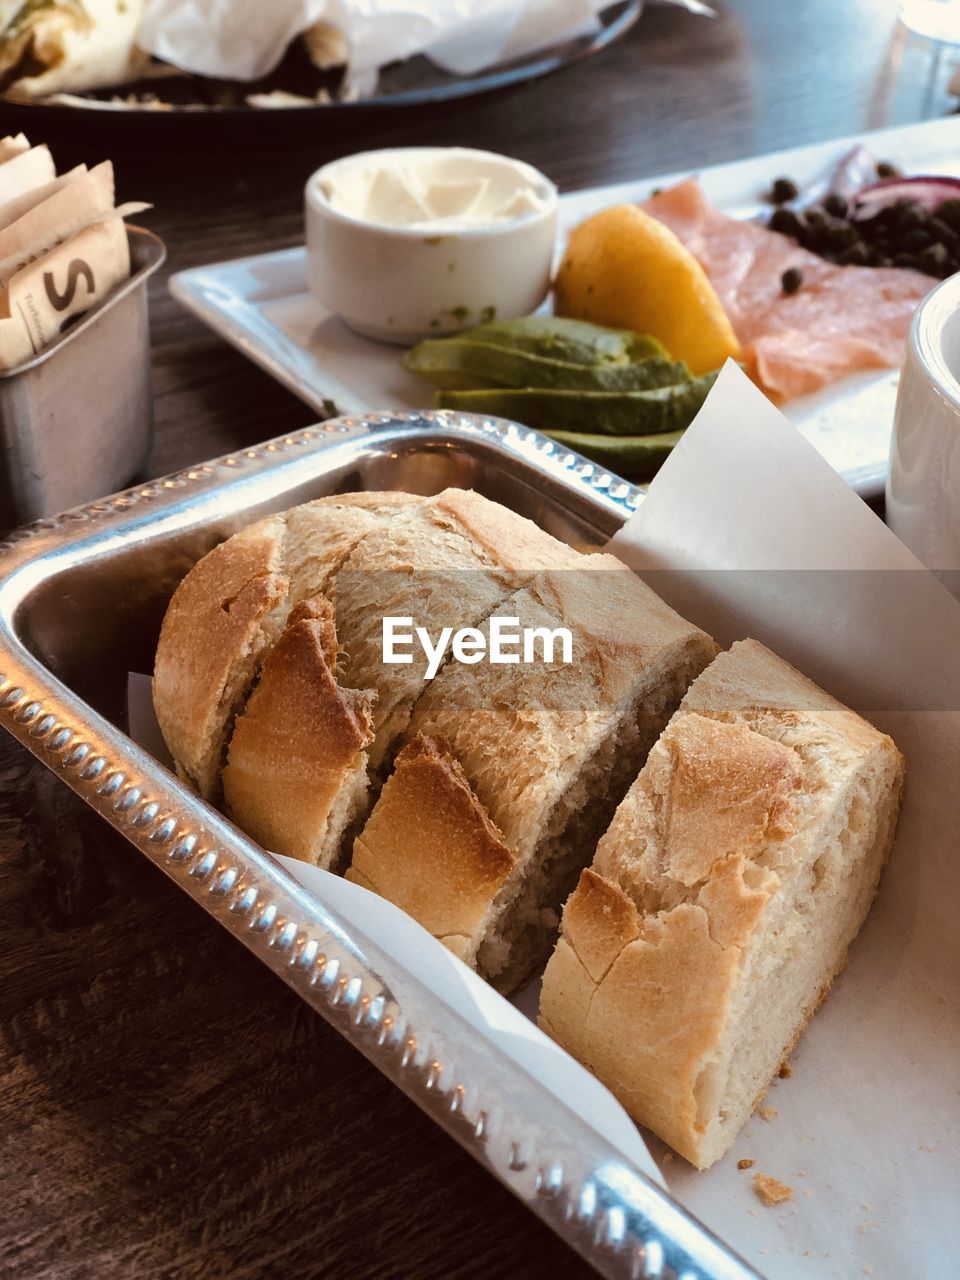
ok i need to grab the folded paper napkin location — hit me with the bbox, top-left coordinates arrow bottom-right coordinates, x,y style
0,134 -> 146,371
138,0 -> 626,94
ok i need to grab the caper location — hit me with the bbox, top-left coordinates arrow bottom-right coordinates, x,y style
894,201 -> 926,231
870,222 -> 901,247
763,163 -> 960,278
919,242 -> 949,273
838,242 -> 869,266
929,216 -> 959,247
769,207 -> 803,237
769,176 -> 799,204
903,227 -> 932,251
936,198 -> 960,232
870,205 -> 900,231
826,223 -> 859,250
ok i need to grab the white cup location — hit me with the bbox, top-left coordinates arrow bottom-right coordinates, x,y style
887,273 -> 960,570
304,147 -> 558,346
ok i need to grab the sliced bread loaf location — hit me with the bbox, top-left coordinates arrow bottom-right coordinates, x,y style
538,639 -> 904,1168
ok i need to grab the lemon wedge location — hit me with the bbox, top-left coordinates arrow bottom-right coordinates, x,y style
554,204 -> 741,375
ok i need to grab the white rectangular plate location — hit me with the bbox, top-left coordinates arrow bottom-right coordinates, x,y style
171,117 -> 960,498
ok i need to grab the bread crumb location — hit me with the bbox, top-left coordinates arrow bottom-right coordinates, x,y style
661,1151 -> 674,1163
753,1173 -> 794,1206
804,1189 -> 814,1199
759,1106 -> 778,1121
737,1158 -> 755,1170
778,1062 -> 793,1078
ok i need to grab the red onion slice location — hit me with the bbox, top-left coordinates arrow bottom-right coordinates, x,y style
851,175 -> 960,220
829,144 -> 881,200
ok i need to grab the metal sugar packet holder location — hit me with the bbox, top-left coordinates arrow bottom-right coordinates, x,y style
0,225 -> 165,530
0,411 -> 760,1280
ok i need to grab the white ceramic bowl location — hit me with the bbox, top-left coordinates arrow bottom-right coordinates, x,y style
887,273 -> 960,570
304,147 -> 558,345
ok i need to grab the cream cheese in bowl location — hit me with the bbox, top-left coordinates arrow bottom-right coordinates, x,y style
321,148 -> 551,230
305,147 -> 558,344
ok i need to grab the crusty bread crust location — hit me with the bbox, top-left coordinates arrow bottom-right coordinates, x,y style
398,557 -> 719,989
152,494 -> 420,799
407,557 -> 718,860
221,597 -> 375,868
539,638 -> 904,1169
349,734 -> 517,963
152,515 -> 288,798
329,489 -> 580,768
644,712 -> 801,890
430,488 -> 580,572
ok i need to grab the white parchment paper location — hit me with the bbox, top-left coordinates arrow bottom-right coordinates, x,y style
128,361 -> 959,1275
607,362 -> 960,1278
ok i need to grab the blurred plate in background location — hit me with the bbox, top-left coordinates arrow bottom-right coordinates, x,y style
0,1 -> 642,145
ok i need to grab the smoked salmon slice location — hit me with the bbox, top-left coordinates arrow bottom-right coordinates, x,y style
641,179 -> 934,401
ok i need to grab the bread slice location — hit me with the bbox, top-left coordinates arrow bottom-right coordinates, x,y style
539,639 -> 905,1169
349,734 -> 517,964
152,492 -> 418,798
329,487 -> 580,770
221,597 -> 375,869
394,557 -> 719,992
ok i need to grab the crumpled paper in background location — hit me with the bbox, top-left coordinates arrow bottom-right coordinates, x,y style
136,0 -> 707,95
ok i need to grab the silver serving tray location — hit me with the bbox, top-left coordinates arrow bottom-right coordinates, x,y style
0,411 -> 759,1280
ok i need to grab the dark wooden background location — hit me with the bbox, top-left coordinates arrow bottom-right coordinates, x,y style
0,2 -> 953,1275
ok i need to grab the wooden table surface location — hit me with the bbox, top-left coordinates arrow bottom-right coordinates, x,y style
0,3 -> 953,1276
